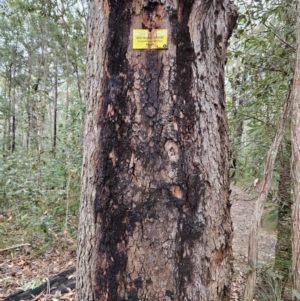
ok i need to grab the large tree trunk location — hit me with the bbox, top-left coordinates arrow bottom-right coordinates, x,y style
76,1 -> 237,301
291,1 -> 300,298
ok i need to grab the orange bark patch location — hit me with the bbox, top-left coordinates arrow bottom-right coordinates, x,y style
109,149 -> 118,166
214,247 -> 224,265
107,104 -> 115,117
170,185 -> 183,199
103,1 -> 110,17
147,127 -> 153,139
100,257 -> 109,270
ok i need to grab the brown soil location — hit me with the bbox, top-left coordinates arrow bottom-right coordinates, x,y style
0,246 -> 76,301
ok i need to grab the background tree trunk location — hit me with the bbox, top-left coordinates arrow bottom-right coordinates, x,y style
76,1 -> 237,300
274,146 -> 292,293
291,0 -> 300,298
53,62 -> 58,152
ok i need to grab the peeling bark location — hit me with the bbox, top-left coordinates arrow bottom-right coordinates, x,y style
76,1 -> 237,300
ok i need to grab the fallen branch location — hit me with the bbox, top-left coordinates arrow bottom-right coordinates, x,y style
0,243 -> 31,253
3,267 -> 76,301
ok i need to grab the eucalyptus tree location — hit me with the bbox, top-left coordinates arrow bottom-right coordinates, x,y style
76,0 -> 237,300
291,0 -> 300,297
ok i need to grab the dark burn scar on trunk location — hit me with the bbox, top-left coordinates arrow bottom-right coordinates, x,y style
93,1 -> 135,300
133,277 -> 143,290
169,1 -> 196,128
169,0 -> 209,297
165,289 -> 174,297
165,289 -> 175,300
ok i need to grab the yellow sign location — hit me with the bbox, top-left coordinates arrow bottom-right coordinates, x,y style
133,29 -> 168,50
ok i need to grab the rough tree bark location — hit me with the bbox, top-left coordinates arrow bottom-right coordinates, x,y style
291,0 -> 300,298
274,147 -> 292,291
76,1 -> 237,300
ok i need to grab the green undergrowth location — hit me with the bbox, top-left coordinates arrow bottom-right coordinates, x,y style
0,148 -> 81,253
258,268 -> 285,301
262,203 -> 278,232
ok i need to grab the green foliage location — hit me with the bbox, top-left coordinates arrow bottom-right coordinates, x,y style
274,257 -> 292,277
293,290 -> 300,300
0,147 -> 81,250
258,269 -> 285,301
227,0 -> 295,186
0,0 -> 86,252
262,203 -> 278,232
245,259 -> 263,274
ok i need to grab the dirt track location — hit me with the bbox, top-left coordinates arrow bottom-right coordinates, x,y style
230,185 -> 277,300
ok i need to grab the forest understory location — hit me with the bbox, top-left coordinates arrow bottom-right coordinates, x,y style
0,185 -> 278,301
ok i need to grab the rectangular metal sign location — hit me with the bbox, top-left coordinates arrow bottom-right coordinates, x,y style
133,29 -> 168,50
